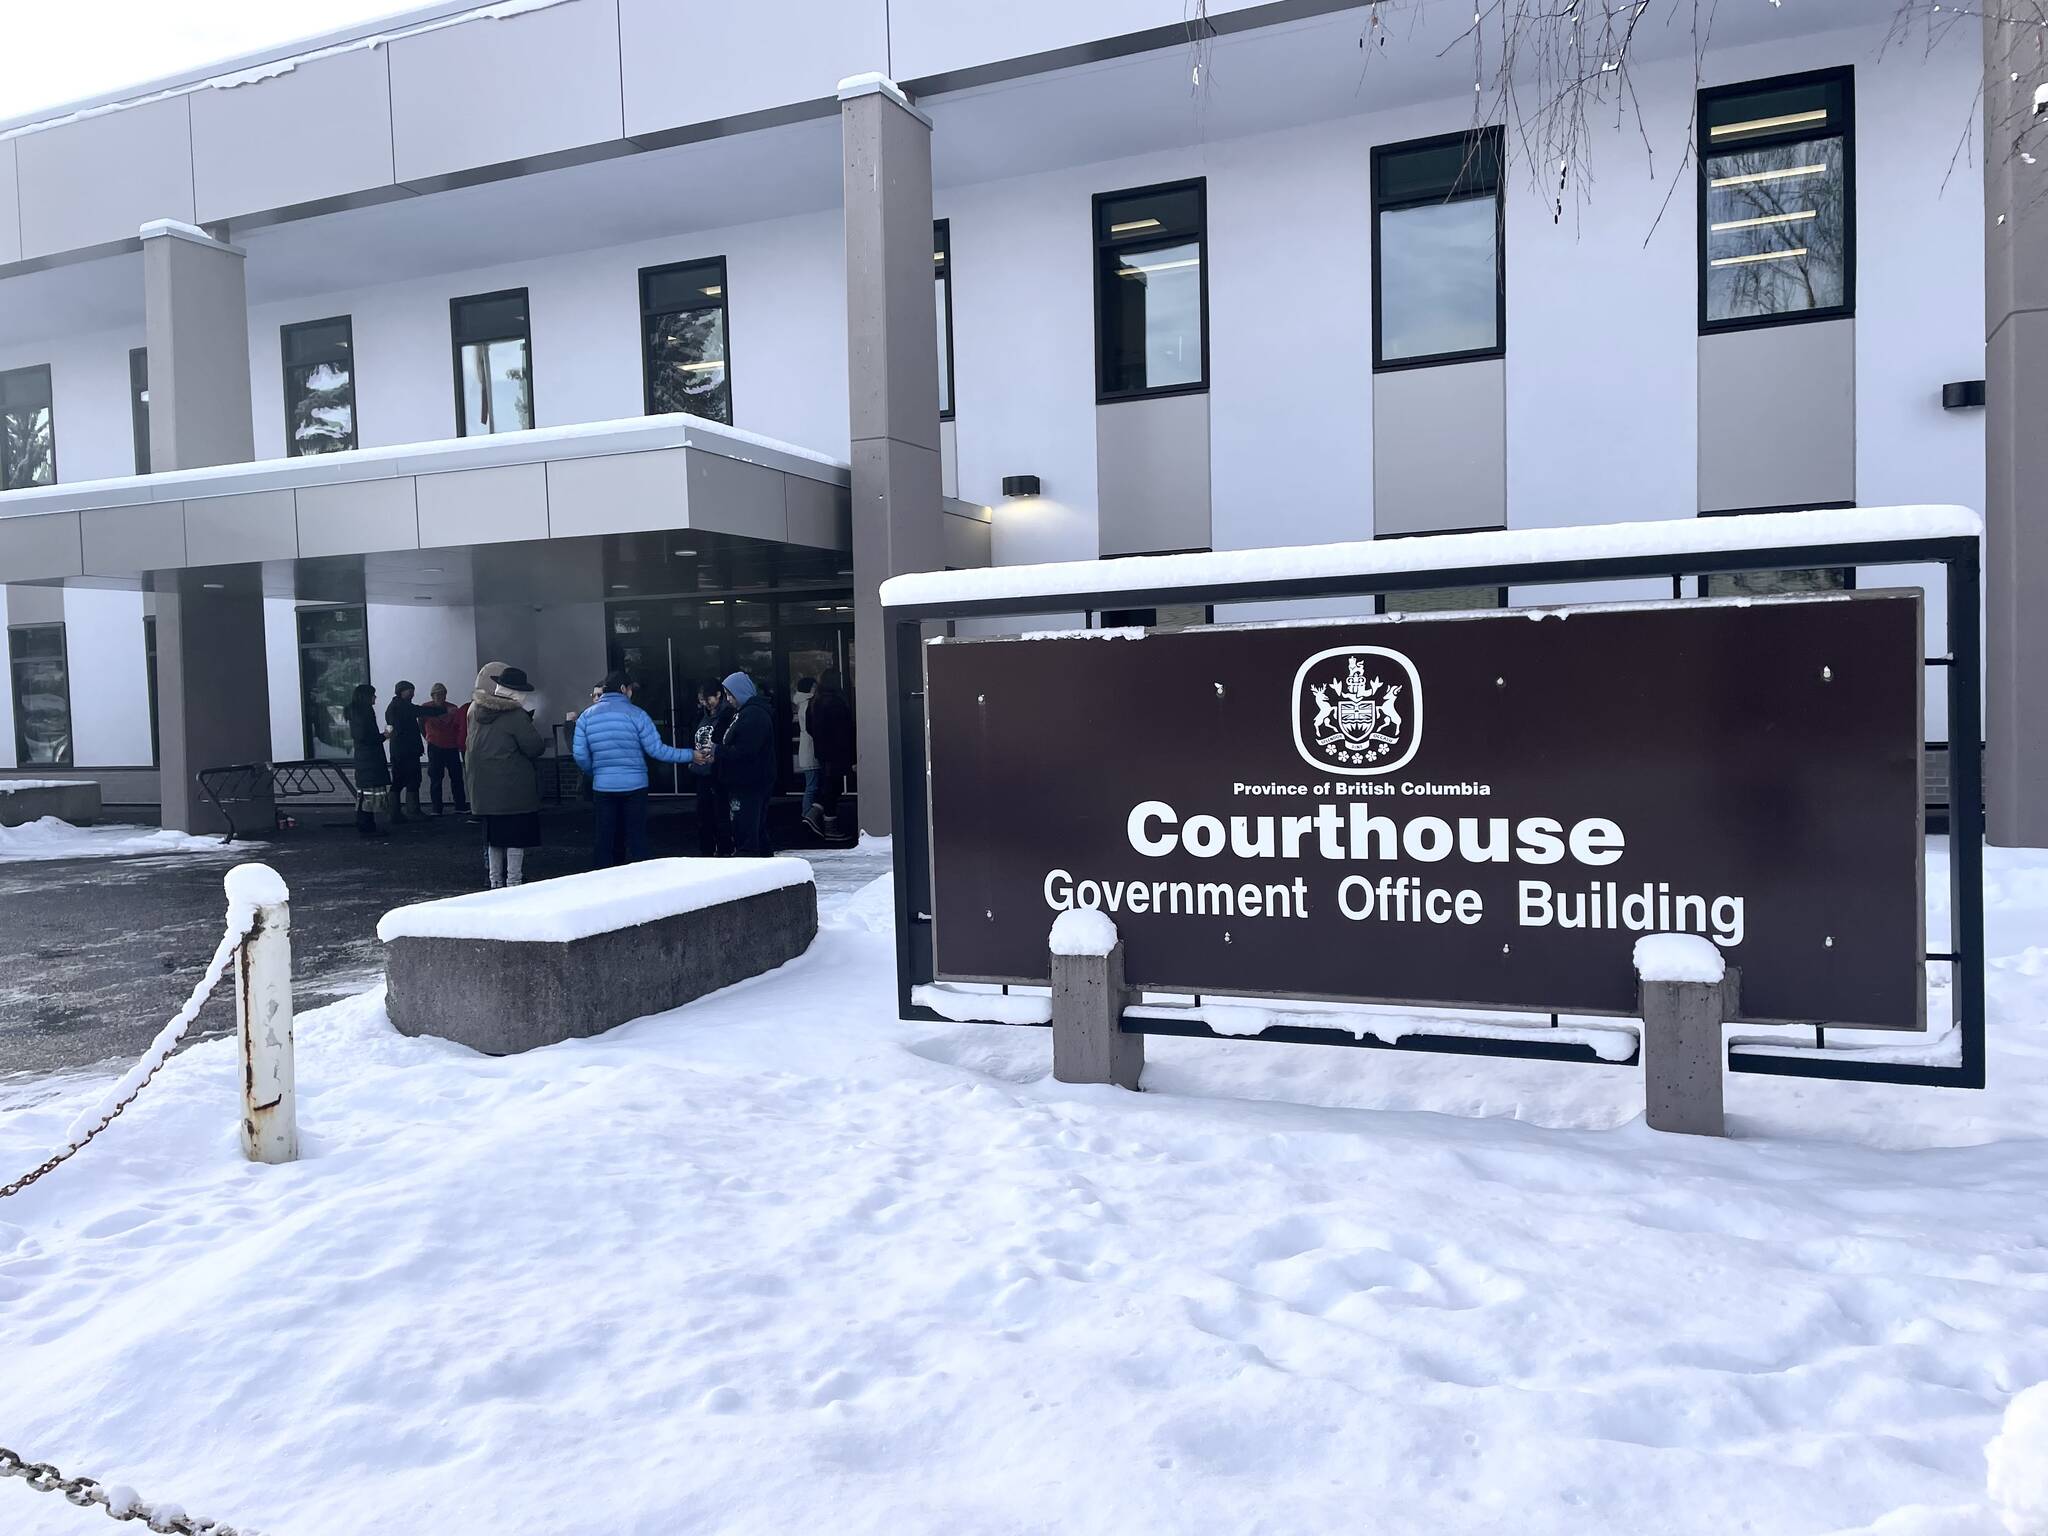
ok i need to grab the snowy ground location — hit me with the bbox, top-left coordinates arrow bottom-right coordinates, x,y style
1,843 -> 2045,1534
0,816 -> 238,864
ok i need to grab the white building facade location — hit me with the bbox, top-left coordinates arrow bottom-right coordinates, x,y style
0,0 -> 2022,835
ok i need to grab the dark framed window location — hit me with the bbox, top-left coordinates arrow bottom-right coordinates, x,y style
1372,127 -> 1505,370
0,364 -> 57,490
130,348 -> 150,475
640,258 -> 731,424
1371,528 -> 1507,613
281,316 -> 357,456
1692,503 -> 1855,597
144,614 -> 159,766
1698,68 -> 1854,332
1093,180 -> 1207,401
296,605 -> 369,760
934,220 -> 956,420
9,623 -> 72,765
451,288 -> 533,436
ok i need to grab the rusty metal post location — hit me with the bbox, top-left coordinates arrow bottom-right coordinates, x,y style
236,877 -> 298,1164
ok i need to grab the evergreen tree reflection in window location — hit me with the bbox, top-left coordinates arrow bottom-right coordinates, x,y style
640,258 -> 732,425
0,365 -> 57,490
281,317 -> 358,456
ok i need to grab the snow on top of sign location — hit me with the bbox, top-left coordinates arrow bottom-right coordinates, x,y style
1137,1002 -> 1641,1062
1633,933 -> 1727,985
377,858 -> 813,944
1049,909 -> 1120,957
881,505 -> 1981,609
912,983 -> 1053,1025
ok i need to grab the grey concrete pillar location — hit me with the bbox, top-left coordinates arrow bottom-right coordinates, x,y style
142,221 -> 256,473
156,567 -> 273,835
1638,973 -> 1734,1138
840,76 -> 944,836
143,222 -> 268,832
1052,942 -> 1144,1091
1983,19 -> 2048,847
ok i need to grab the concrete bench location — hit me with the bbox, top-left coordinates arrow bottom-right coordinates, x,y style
377,858 -> 818,1054
0,779 -> 102,828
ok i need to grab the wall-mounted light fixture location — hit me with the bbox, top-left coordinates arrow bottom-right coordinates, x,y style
1942,380 -> 1986,410
1001,474 -> 1042,497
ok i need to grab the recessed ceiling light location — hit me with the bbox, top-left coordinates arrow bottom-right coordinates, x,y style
414,595 -> 432,602
611,583 -> 629,590
674,548 -> 696,557
201,582 -> 224,590
422,567 -> 444,575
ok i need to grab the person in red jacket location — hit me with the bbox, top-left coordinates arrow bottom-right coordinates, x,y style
421,681 -> 470,816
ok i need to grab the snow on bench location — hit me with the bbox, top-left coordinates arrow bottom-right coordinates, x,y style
379,858 -> 818,1054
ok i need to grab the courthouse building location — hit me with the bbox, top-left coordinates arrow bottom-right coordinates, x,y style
0,0 -> 2038,837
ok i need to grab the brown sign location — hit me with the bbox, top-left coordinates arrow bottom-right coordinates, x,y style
924,593 -> 1925,1029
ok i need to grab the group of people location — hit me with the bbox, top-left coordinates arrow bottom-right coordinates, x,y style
345,661 -> 856,886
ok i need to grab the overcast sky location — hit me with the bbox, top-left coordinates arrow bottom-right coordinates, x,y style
2,0 -> 417,120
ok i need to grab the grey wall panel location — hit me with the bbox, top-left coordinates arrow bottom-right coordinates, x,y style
296,479 -> 419,558
1372,359 -> 1507,535
417,463 -> 549,548
784,475 -> 851,551
545,449 -> 688,536
942,512 -> 992,570
619,0 -> 885,138
4,583 -> 66,624
1697,319 -> 1855,513
1096,392 -> 1212,556
14,96 -> 195,259
0,513 -> 84,581
143,231 -> 255,472
388,0 -> 625,184
183,489 -> 297,566
83,502 -> 185,575
684,452 -> 787,541
191,47 -> 396,223
0,141 -> 19,266
940,418 -> 960,500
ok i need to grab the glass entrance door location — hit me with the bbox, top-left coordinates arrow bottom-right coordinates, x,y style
778,618 -> 854,796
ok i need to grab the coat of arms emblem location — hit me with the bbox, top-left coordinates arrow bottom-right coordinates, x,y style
1291,645 -> 1423,775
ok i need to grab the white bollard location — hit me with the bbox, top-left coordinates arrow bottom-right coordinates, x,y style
227,864 -> 298,1165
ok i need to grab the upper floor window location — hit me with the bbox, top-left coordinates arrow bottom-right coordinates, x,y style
1372,127 -> 1505,370
0,365 -> 57,490
130,348 -> 150,475
451,288 -> 533,436
281,316 -> 357,456
641,257 -> 731,424
1699,68 -> 1853,331
935,220 -> 955,420
1094,180 -> 1207,400
9,623 -> 71,766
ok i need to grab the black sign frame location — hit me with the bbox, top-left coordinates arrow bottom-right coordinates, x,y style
883,529 -> 1984,1090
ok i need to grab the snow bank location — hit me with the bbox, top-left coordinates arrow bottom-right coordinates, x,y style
0,817 -> 232,863
376,857 -> 814,944
1049,908 -> 1119,957
913,983 -> 1053,1024
880,504 -> 1980,609
1633,933 -> 1727,984
1990,1383 -> 2048,1535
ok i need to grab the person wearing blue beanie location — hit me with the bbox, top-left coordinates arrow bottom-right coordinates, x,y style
709,669 -> 776,854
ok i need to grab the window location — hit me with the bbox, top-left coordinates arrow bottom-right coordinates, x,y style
9,623 -> 71,765
297,605 -> 369,760
144,614 -> 159,767
934,220 -> 955,420
451,289 -> 533,436
130,348 -> 150,475
641,258 -> 731,424
0,364 -> 57,490
1372,128 -> 1505,369
1699,68 -> 1853,330
281,317 -> 357,456
1094,180 -> 1207,400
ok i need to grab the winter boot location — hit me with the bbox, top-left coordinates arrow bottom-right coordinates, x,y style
803,803 -> 828,839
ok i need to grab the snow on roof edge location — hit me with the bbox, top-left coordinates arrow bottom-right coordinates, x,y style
880,505 -> 1982,610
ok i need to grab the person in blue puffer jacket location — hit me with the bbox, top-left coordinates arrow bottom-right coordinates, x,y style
572,671 -> 696,867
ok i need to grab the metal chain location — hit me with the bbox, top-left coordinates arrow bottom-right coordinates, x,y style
0,939 -> 241,1201
0,1445 -> 265,1534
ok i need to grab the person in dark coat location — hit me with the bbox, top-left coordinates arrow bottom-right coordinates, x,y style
346,681 -> 391,839
383,680 -> 448,821
803,668 -> 856,842
707,670 -> 777,857
466,662 -> 546,888
688,679 -> 735,857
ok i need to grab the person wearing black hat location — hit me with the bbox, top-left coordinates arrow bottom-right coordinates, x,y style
465,661 -> 546,887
